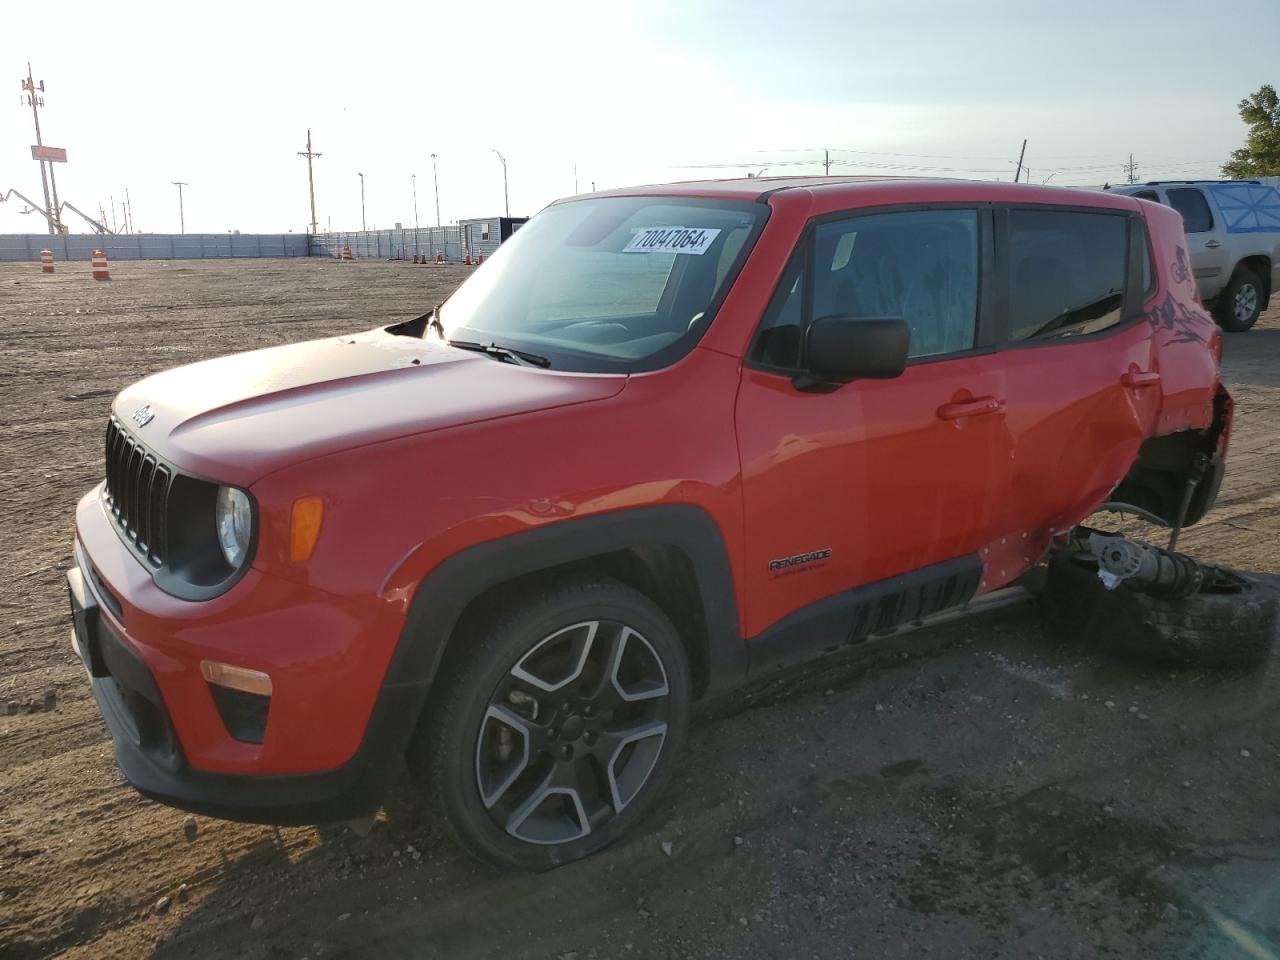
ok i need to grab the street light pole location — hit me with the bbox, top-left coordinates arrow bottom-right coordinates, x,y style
430,153 -> 441,227
171,182 -> 188,234
358,172 -> 366,232
492,149 -> 509,217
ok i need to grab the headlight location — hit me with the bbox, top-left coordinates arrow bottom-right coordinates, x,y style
215,486 -> 253,568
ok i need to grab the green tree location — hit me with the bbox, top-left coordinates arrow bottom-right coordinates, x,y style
1221,84 -> 1280,178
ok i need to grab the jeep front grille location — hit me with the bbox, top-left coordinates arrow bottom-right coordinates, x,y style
104,419 -> 172,566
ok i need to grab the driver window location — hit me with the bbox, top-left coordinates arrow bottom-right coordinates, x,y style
751,208 -> 979,368
814,209 -> 978,359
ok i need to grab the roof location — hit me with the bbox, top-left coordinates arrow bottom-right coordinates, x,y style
561,175 -> 1139,212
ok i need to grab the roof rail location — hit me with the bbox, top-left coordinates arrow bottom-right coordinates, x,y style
1142,179 -> 1262,186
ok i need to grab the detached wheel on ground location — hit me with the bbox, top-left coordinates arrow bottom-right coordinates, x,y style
1042,550 -> 1278,668
413,577 -> 691,871
1214,267 -> 1264,333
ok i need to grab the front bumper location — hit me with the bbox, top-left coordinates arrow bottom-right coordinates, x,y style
70,486 -> 426,824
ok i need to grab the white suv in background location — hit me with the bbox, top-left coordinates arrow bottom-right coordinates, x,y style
1107,180 -> 1280,331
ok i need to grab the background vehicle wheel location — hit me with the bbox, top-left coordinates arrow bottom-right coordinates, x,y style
413,577 -> 692,871
1214,268 -> 1264,333
1042,551 -> 1278,668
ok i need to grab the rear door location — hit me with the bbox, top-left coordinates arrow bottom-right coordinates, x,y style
734,206 -> 1010,649
994,206 -> 1161,569
1165,187 -> 1231,298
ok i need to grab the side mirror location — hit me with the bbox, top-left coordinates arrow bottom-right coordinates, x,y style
800,315 -> 910,386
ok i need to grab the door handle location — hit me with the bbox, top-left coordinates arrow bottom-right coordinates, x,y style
936,396 -> 1005,421
1204,240 -> 1222,249
1121,370 -> 1161,388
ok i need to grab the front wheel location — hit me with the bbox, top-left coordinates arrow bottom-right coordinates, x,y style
413,577 -> 691,871
1214,268 -> 1264,333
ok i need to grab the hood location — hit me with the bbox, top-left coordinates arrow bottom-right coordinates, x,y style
112,327 -> 626,485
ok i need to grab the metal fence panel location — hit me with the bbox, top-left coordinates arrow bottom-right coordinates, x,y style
309,227 -> 471,261
0,233 -> 309,262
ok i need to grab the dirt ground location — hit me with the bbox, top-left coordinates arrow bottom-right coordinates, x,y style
1,258 -> 1277,960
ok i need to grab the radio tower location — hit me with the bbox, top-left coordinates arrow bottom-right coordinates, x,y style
298,130 -> 322,234
21,63 -> 62,234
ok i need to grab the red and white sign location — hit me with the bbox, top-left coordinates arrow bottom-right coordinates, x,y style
31,145 -> 68,163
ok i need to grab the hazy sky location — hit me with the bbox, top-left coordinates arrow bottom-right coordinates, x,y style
2,0 -> 1276,235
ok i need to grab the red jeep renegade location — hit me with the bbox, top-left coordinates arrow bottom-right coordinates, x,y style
69,178 -> 1231,869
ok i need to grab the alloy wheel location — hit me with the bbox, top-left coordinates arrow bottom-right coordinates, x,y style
474,620 -> 671,845
1234,282 -> 1258,324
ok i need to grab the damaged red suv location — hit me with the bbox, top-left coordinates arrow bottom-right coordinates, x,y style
69,178 -> 1234,869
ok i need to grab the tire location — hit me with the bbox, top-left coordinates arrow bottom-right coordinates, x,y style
412,577 -> 692,871
1214,267 -> 1264,333
1042,551 -> 1278,669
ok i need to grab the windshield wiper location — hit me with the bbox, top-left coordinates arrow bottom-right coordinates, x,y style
447,339 -> 551,368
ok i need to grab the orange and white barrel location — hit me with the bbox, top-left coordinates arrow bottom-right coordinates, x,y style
91,250 -> 111,281
435,252 -> 443,264
40,249 -> 54,274
342,244 -> 353,260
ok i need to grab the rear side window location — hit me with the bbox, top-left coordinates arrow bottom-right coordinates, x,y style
1166,188 -> 1214,234
1007,210 -> 1128,342
752,208 -> 980,367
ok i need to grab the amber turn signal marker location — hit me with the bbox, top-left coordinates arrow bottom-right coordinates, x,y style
200,660 -> 273,696
290,495 -> 325,562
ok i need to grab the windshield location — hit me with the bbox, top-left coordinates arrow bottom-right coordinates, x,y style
438,196 -> 768,372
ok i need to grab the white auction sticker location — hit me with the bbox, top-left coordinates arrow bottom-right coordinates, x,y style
622,226 -> 721,256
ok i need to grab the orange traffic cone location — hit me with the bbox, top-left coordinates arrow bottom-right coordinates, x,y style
464,253 -> 471,265
40,249 -> 54,274
91,250 -> 111,281
435,252 -> 443,264
477,253 -> 484,265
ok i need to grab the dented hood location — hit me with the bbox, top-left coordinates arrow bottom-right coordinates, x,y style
112,328 -> 625,485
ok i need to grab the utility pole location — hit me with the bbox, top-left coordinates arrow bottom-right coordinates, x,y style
1124,154 -> 1139,184
411,173 -> 419,230
824,148 -> 830,176
1013,139 -> 1028,184
125,187 -> 134,233
172,182 -> 188,233
430,153 -> 441,226
574,163 -> 579,195
493,149 -> 509,217
298,129 -> 322,234
21,63 -> 59,234
358,172 -> 366,231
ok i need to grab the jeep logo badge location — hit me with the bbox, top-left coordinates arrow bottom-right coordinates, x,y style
132,405 -> 155,427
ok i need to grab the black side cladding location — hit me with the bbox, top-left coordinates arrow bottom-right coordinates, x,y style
747,555 -> 983,677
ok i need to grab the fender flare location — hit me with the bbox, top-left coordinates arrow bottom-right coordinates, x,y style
380,504 -> 747,726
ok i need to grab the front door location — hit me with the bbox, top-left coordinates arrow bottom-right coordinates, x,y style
735,207 -> 1010,660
